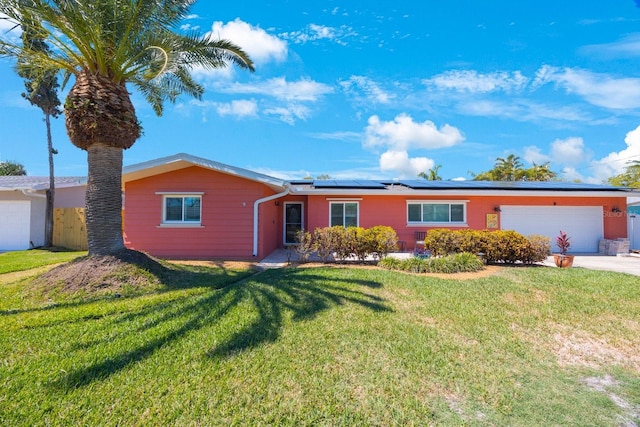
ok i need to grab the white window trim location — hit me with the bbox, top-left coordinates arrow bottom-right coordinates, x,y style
329,201 -> 359,227
407,200 -> 468,226
160,194 -> 203,226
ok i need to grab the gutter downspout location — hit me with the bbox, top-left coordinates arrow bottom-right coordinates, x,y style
253,186 -> 290,257
21,189 -> 46,199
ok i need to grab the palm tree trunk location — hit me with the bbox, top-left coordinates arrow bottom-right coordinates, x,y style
44,113 -> 55,248
85,144 -> 125,255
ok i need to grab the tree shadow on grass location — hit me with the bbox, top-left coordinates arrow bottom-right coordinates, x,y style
207,268 -> 391,358
48,267 -> 390,390
0,258 -> 254,318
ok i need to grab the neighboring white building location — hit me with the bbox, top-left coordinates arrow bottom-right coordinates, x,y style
0,176 -> 86,250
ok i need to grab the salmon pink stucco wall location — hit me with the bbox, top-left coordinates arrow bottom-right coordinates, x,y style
299,194 -> 628,251
123,166 -> 279,259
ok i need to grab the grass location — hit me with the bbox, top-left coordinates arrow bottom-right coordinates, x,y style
1,251 -> 639,426
0,248 -> 86,274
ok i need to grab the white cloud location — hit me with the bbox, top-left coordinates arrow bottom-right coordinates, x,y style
364,114 -> 465,151
425,70 -> 528,93
180,99 -> 258,120
522,128 -> 640,183
280,24 -> 357,46
459,98 -> 591,123
379,150 -> 434,178
523,146 -> 550,164
180,23 -> 200,31
363,114 -> 463,177
340,75 -> 394,104
533,65 -> 640,109
0,13 -> 21,41
215,99 -> 258,117
264,104 -> 311,125
580,33 -> 640,59
560,167 -> 585,183
208,19 -> 287,65
550,137 -> 588,166
590,125 -> 640,181
224,77 -> 333,102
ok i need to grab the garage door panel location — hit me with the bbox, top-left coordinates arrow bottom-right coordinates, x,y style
0,201 -> 31,251
501,206 -> 603,253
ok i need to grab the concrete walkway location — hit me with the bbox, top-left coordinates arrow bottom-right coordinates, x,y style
260,249 -> 640,276
542,253 -> 640,276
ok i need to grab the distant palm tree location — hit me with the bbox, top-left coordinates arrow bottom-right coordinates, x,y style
494,154 -> 524,181
524,162 -> 557,182
18,17 -> 62,248
608,160 -> 640,188
418,164 -> 442,181
0,0 -> 254,256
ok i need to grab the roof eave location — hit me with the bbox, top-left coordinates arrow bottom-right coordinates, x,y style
123,153 -> 286,191
289,187 -> 638,197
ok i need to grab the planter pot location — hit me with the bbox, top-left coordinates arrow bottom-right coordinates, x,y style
554,254 -> 574,268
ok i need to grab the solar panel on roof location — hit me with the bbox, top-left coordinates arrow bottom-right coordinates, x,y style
312,180 -> 387,189
396,180 -> 623,191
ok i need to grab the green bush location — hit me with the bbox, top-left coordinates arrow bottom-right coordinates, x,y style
294,230 -> 314,262
368,225 -> 399,260
298,225 -> 399,263
420,229 -> 550,264
483,230 -> 530,263
523,234 -> 551,263
378,252 -> 484,274
312,226 -> 343,262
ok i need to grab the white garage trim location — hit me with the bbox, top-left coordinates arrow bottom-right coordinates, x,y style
0,200 -> 31,251
500,206 -> 603,253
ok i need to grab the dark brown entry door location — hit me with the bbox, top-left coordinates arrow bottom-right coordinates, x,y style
284,202 -> 303,245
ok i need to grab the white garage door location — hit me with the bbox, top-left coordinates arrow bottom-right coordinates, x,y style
500,206 -> 603,253
0,201 -> 31,251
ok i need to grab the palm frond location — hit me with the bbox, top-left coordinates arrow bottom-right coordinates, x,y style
1,0 -> 254,115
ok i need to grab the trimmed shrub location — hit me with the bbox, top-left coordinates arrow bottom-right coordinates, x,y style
483,230 -> 531,263
368,225 -> 399,260
378,252 -> 484,274
303,225 -> 400,263
294,230 -> 314,263
523,234 -> 551,263
420,228 -> 550,264
422,228 -> 457,256
313,226 -> 342,262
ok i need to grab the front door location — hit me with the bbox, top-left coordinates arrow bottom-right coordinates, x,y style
284,202 -> 304,245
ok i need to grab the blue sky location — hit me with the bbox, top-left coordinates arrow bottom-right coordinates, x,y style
3,1 -> 640,183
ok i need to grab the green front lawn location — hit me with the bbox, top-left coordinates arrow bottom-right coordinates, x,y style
0,249 -> 86,274
1,257 -> 639,426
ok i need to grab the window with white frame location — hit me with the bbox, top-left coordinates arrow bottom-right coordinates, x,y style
162,195 -> 202,224
330,202 -> 358,227
407,201 -> 466,224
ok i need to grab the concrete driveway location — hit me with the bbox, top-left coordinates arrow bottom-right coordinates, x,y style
543,254 -> 640,276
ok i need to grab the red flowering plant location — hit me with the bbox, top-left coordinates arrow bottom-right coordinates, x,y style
556,231 -> 571,255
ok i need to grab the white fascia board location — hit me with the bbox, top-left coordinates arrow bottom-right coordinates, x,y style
289,188 -> 638,198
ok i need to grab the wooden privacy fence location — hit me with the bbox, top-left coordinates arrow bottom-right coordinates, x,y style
53,208 -> 88,251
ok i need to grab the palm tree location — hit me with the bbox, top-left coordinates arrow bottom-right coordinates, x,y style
418,164 -> 442,181
524,162 -> 557,182
494,154 -> 524,181
17,17 -> 62,248
608,160 -> 640,188
0,0 -> 254,256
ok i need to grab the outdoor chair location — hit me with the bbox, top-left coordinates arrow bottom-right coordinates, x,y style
414,231 -> 426,249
